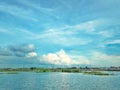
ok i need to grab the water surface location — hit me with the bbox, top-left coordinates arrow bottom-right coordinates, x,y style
0,72 -> 120,90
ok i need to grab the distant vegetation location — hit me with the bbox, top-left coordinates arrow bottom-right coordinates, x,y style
82,71 -> 114,76
0,67 -> 118,75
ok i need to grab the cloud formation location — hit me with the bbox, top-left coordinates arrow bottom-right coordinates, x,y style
91,51 -> 120,66
0,2 -> 38,21
0,44 -> 37,57
0,0 -> 120,67
41,49 -> 90,65
0,47 -> 12,56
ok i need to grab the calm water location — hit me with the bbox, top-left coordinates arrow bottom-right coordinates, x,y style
0,72 -> 120,90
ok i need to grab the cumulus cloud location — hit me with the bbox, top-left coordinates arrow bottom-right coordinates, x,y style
42,49 -> 73,65
0,44 -> 37,58
9,44 -> 35,53
41,49 -> 90,65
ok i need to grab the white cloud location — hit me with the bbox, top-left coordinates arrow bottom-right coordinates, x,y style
18,29 -> 36,36
27,44 -> 35,50
42,49 -> 74,65
9,19 -> 109,47
0,3 -> 38,21
0,28 -> 13,34
98,31 -> 113,38
91,51 -> 120,66
74,21 -> 96,32
36,29 -> 91,46
71,55 -> 90,65
74,19 -> 104,32
14,19 -> 104,46
107,40 -> 120,44
41,49 -> 90,65
17,28 -> 91,46
68,50 -> 120,66
17,0 -> 60,19
100,39 -> 120,48
18,0 -> 54,11
26,52 -> 37,58
20,19 -> 105,46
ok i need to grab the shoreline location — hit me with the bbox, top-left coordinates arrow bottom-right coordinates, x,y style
0,67 -> 118,76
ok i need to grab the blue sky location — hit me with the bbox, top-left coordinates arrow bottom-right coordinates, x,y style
0,0 -> 120,67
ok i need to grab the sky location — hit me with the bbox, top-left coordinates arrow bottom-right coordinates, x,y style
0,0 -> 120,67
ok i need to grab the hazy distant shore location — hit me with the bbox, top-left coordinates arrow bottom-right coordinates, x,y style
0,67 -> 119,75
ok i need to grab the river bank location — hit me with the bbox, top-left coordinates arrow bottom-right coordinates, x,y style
0,67 -> 116,75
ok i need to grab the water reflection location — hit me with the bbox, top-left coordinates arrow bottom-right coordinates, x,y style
0,72 -> 120,90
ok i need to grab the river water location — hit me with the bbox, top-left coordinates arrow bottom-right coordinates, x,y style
0,72 -> 120,90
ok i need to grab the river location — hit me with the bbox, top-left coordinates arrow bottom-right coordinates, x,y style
0,72 -> 120,90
